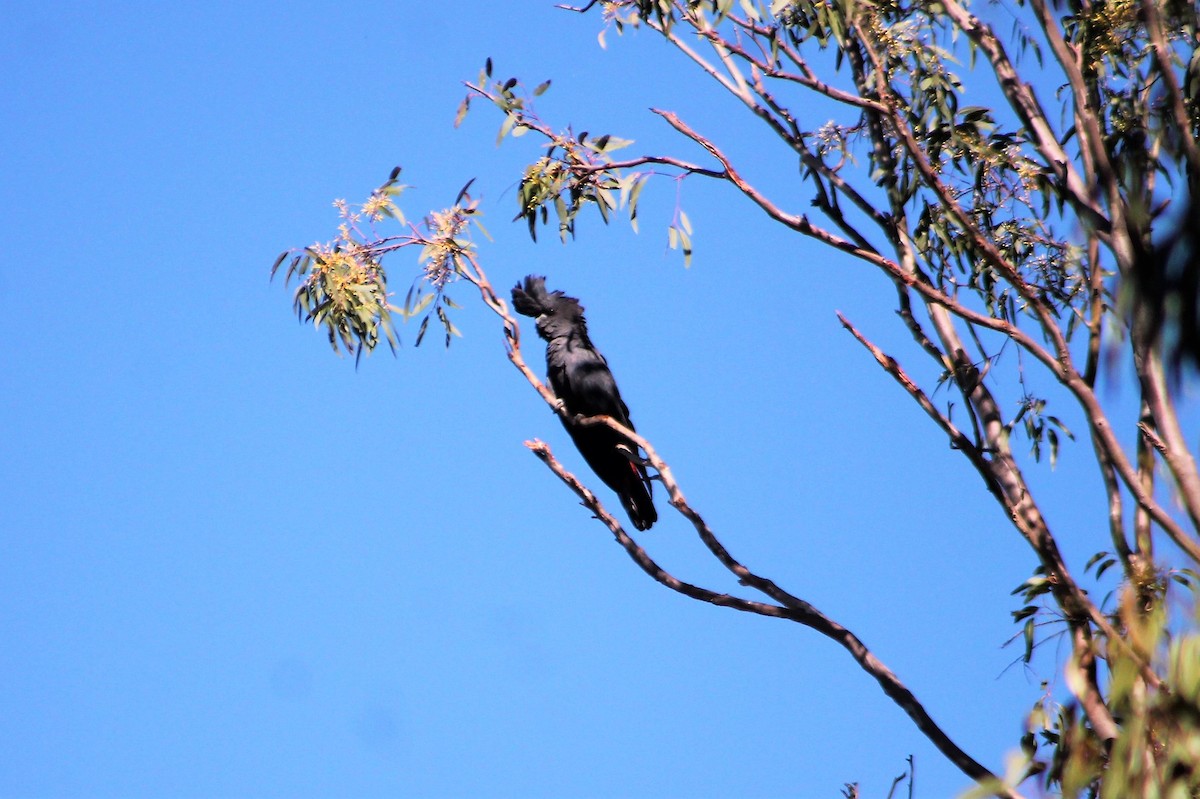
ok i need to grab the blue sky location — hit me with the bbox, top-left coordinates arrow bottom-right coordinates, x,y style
0,3 -> 1172,798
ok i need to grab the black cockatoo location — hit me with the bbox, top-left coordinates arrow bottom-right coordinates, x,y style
511,275 -> 658,531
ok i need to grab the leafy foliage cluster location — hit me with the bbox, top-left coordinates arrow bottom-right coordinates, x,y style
459,58 -> 698,260
272,169 -> 484,357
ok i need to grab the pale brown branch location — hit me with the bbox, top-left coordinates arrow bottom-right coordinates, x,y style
1141,1 -> 1200,173
1134,405 -> 1156,559
1137,420 -> 1169,457
847,16 -> 1199,564
527,438 -> 798,619
940,0 -> 1110,234
593,155 -> 725,179
653,17 -> 753,104
1069,627 -> 1120,742
464,81 -> 555,140
1093,423 -> 1134,570
839,313 -> 1159,692
726,15 -> 890,114
527,438 -> 1019,798
661,16 -> 894,245
1134,351 -> 1200,535
836,313 -> 997,484
651,109 -> 867,243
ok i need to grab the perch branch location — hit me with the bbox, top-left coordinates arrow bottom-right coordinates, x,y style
527,438 -> 1021,799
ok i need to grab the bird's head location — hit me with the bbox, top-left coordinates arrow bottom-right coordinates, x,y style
511,275 -> 587,341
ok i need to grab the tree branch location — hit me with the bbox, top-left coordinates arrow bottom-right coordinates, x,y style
837,313 -> 1158,694
457,248 -> 1020,796
940,0 -> 1110,235
526,438 -> 799,619
525,439 -> 1021,799
1141,1 -> 1200,173
846,13 -> 1200,566
1133,346 -> 1200,533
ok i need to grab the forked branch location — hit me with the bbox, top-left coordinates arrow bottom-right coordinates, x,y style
461,255 -> 1020,798
526,440 -> 1021,799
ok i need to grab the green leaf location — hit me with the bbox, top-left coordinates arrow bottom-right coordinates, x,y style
497,112 -> 517,145
406,292 -> 435,318
738,0 -> 760,22
455,178 -> 476,205
627,175 -> 647,234
270,251 -> 288,280
1011,606 -> 1038,622
598,135 -> 633,152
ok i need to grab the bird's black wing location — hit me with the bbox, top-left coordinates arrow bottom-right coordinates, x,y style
556,345 -> 631,422
555,342 -> 657,530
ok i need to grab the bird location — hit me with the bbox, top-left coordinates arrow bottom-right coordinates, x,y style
511,275 -> 658,531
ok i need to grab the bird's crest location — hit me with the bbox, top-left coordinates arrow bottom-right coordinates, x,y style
511,275 -> 585,318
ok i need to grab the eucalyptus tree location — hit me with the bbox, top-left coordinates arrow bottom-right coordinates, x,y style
274,2 -> 1200,796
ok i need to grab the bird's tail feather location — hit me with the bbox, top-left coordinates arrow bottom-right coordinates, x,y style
619,461 -> 657,531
